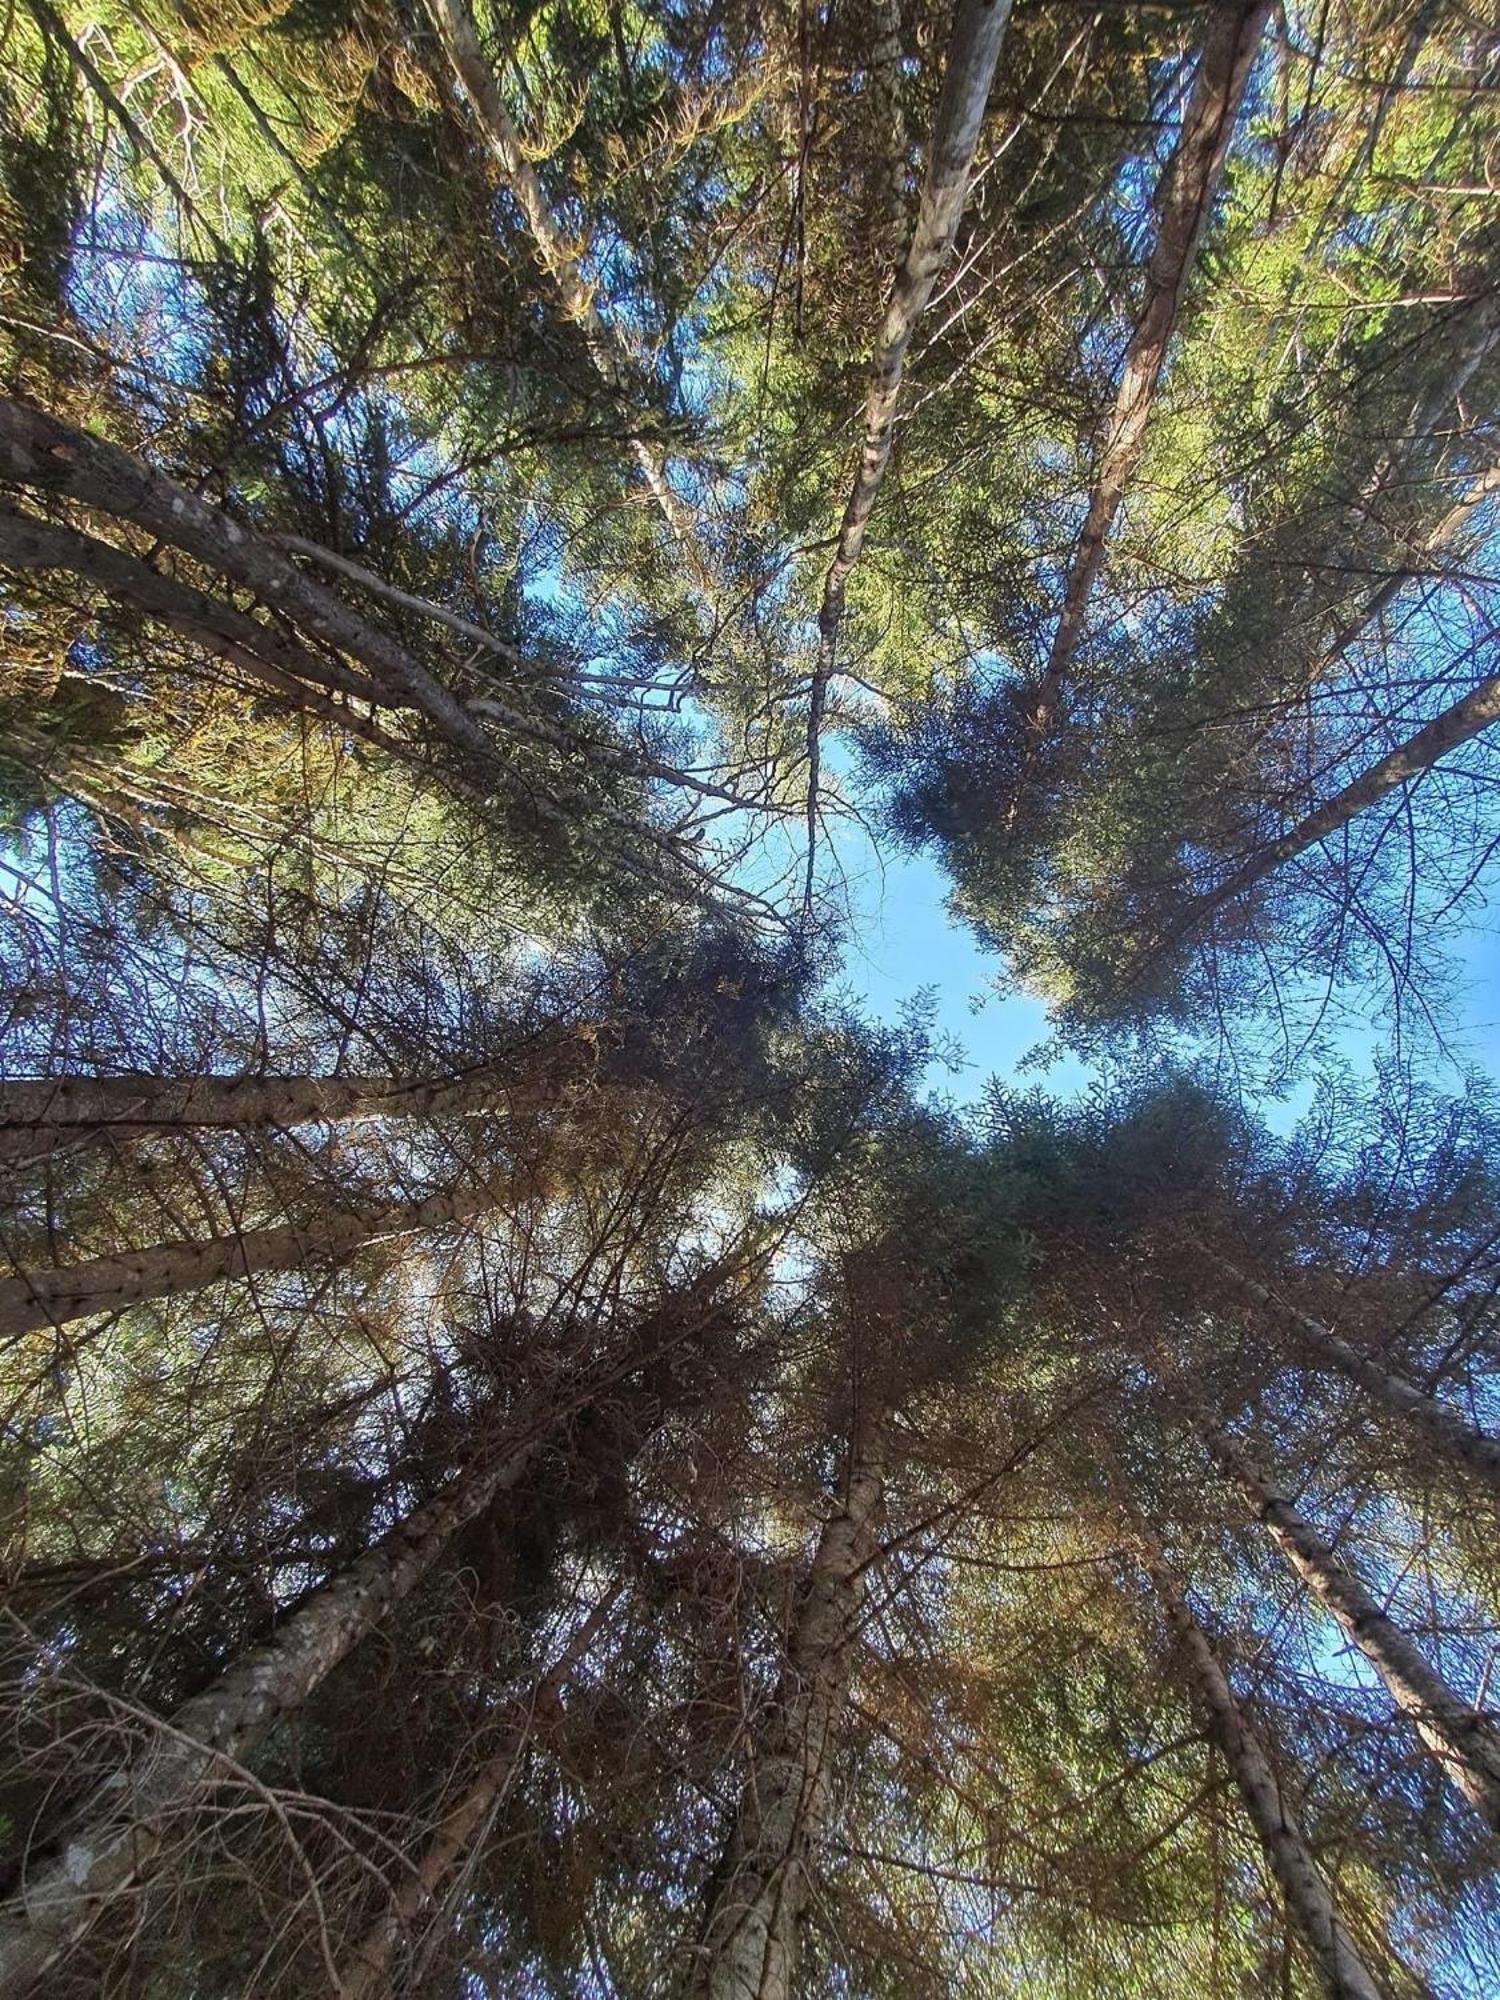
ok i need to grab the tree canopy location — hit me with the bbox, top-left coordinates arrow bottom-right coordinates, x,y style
2,2 -> 1500,1995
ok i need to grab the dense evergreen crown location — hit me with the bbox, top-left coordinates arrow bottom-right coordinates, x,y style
3,2 -> 1500,1993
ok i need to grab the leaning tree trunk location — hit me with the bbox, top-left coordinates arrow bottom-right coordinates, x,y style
689,1422 -> 886,2000
1172,658 -> 1500,946
1316,446 -> 1500,672
0,1181 -> 498,1340
0,396 -> 490,763
0,1039 -> 588,1164
1203,1249 -> 1500,1494
0,1074 -> 432,1161
1031,0 -> 1271,730
0,1423 -> 552,1992
1207,1425 -> 1500,1829
1150,1557 -> 1386,2000
804,0 -> 1010,894
340,1580 -> 623,2000
0,501 -> 379,705
424,0 -> 697,557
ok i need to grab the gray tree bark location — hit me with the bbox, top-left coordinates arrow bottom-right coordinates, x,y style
1032,0 -> 1272,728
0,1182 -> 497,1340
689,1423 -> 886,2000
0,1052 -> 579,1164
805,0 -> 1011,891
1151,1557 -> 1387,2000
424,0 -> 698,556
1205,1249 -> 1500,1494
0,1427 -> 549,1992
0,397 -> 489,762
340,1581 -> 621,1999
1207,1425 -> 1500,1829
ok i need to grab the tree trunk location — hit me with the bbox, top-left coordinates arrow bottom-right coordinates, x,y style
0,1182 -> 498,1341
1032,0 -> 1271,727
1316,448 -> 1500,670
1150,1557 -> 1386,2000
340,1581 -> 622,2000
423,0 -> 696,556
0,1053 -> 578,1164
689,1423 -> 886,2000
1203,661 -> 1500,919
805,0 -> 1010,891
1207,1425 -> 1500,1829
868,1 -> 909,266
0,1425 -> 551,1992
0,397 -> 490,764
1204,1249 -> 1500,1494
0,501 -> 380,705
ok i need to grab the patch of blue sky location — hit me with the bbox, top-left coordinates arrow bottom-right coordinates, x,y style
65,176 -> 209,392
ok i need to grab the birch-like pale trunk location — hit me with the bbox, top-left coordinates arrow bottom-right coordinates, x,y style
689,1425 -> 886,2000
1151,1558 -> 1386,2000
1203,1249 -> 1500,1493
0,1182 -> 498,1340
0,1428 -> 550,1992
340,1581 -> 622,2000
1033,0 -> 1272,727
1207,1425 -> 1500,1829
805,0 -> 1010,891
423,0 -> 696,555
0,397 -> 490,762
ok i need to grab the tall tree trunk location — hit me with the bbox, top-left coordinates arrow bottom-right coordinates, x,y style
1193,660 -> 1500,925
0,1424 -> 552,1992
1203,1249 -> 1500,1493
1316,447 -> 1500,670
0,1041 -> 588,1163
1349,289 -> 1500,541
0,1182 -> 498,1340
0,397 -> 491,764
1031,0 -> 1271,730
1206,1425 -> 1500,1829
340,1581 -> 622,2000
868,1 -> 909,266
805,0 -> 1010,895
689,1421 -> 886,2000
1149,1557 -> 1386,2000
0,501 -> 380,705
423,0 -> 697,556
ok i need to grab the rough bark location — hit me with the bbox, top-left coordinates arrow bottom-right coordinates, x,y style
868,2 -> 910,268
0,1056 -> 571,1164
1151,1558 -> 1386,2000
1317,448 -> 1500,670
0,396 -> 491,762
0,1429 -> 549,1992
0,501 -> 379,705
1204,1249 -> 1500,1494
423,0 -> 696,553
805,0 -> 1010,894
1208,1425 -> 1500,1829
689,1424 -> 886,2000
340,1582 -> 621,2000
1033,0 -> 1272,726
0,1182 -> 498,1340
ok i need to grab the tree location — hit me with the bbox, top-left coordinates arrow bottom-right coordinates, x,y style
5,2 -> 1500,1995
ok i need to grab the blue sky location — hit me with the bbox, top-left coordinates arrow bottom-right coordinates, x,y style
835,827 -> 1500,1128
